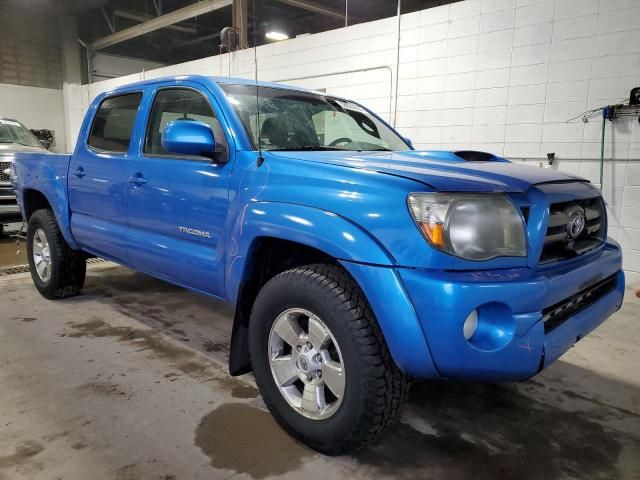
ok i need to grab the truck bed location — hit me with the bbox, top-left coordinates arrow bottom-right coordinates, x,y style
13,151 -> 73,242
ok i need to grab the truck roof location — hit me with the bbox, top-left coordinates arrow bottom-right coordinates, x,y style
102,75 -> 322,96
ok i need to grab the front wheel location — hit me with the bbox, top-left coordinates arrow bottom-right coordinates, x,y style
249,264 -> 408,455
27,209 -> 86,299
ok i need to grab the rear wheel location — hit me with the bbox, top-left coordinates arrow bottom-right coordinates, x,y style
27,209 -> 86,299
249,264 -> 408,455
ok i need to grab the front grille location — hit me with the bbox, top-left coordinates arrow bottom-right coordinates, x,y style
539,197 -> 606,264
0,161 -> 11,183
542,274 -> 617,333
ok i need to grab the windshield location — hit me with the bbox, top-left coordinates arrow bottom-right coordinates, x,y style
0,119 -> 42,148
220,84 -> 411,152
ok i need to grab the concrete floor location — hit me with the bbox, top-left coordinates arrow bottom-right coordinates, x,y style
1,263 -> 639,480
0,222 -> 26,267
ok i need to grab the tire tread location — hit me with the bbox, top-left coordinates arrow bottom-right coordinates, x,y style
252,263 -> 408,454
28,209 -> 85,299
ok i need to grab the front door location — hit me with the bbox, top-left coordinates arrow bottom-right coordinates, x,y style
68,91 -> 143,262
126,85 -> 233,296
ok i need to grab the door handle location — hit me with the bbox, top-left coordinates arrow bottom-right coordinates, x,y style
128,174 -> 147,186
72,167 -> 86,178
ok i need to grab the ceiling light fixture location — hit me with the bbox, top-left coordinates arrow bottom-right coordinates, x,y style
265,31 -> 289,41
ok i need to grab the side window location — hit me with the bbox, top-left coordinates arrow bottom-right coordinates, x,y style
88,93 -> 142,153
144,88 -> 228,156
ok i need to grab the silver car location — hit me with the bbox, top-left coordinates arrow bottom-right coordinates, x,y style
0,118 -> 47,229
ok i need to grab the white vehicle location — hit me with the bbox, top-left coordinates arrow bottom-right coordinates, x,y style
0,118 -> 47,233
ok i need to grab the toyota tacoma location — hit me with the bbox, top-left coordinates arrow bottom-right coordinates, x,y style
11,76 -> 625,454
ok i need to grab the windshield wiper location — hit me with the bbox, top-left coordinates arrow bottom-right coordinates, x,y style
267,145 -> 346,151
360,147 -> 392,152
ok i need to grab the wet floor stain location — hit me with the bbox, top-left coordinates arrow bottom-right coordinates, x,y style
114,463 -> 176,480
231,384 -> 259,399
355,381 -> 636,480
200,338 -> 228,353
63,269 -> 234,362
9,317 -> 37,322
195,403 -> 312,479
79,381 -> 131,400
0,440 -> 44,469
62,317 -> 257,397
0,236 -> 27,268
41,431 -> 69,443
63,318 -> 193,363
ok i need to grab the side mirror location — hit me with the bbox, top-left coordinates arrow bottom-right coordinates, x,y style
404,137 -> 414,149
162,120 -> 217,159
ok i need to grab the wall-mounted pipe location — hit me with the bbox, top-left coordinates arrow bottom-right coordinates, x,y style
392,0 -> 401,128
600,110 -> 606,187
77,38 -> 93,84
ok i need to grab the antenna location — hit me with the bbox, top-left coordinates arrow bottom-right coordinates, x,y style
252,0 -> 264,166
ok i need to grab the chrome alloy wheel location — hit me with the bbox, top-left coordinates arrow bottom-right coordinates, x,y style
32,228 -> 52,282
268,308 -> 346,420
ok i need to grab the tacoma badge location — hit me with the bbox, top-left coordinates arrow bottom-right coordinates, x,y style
178,226 -> 211,238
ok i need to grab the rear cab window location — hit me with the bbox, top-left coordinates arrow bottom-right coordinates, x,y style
88,92 -> 142,153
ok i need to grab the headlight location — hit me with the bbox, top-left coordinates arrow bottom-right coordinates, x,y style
407,193 -> 527,261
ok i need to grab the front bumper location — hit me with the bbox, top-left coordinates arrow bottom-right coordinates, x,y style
0,202 -> 20,222
398,241 -> 624,381
0,184 -> 20,223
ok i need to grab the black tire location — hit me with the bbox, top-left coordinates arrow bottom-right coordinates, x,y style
26,209 -> 86,299
249,264 -> 408,455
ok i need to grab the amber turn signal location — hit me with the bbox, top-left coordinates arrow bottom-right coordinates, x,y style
419,222 -> 445,247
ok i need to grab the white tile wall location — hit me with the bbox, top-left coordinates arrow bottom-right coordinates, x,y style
63,0 -> 640,283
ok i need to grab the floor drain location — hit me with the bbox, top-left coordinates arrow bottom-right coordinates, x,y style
0,258 -> 105,277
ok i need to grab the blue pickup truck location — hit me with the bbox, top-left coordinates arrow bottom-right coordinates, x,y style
11,75 -> 624,454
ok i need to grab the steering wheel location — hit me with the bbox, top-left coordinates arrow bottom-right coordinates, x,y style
329,137 -> 353,147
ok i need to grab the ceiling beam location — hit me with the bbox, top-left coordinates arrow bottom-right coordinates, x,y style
113,9 -> 198,34
101,6 -> 115,33
91,0 -> 232,51
271,0 -> 345,20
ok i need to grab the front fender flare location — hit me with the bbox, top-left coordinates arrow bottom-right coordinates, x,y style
225,201 -> 396,303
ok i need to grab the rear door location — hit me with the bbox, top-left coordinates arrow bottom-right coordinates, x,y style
68,91 -> 142,262
125,83 -> 234,296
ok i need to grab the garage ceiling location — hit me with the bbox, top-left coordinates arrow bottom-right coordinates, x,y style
63,0 -> 458,64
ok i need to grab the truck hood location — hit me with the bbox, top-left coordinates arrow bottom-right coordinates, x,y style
269,150 -> 586,193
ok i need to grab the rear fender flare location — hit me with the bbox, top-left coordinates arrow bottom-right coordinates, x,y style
20,180 -> 78,250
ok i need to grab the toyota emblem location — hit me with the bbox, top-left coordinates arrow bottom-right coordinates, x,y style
566,209 -> 586,239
